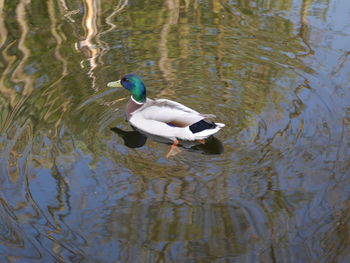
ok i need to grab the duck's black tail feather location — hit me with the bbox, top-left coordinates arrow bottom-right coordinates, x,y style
189,120 -> 217,134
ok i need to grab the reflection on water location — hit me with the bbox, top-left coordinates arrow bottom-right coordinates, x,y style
0,0 -> 350,262
111,126 -> 224,155
111,127 -> 147,148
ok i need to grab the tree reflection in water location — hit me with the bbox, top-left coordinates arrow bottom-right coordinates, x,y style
0,0 -> 349,262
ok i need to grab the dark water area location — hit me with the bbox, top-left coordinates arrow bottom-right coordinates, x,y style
0,0 -> 350,262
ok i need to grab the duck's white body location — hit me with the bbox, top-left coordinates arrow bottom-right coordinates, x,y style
126,96 -> 225,142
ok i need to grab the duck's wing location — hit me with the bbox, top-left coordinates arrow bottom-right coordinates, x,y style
128,98 -> 222,141
148,99 -> 200,114
129,114 -> 195,141
132,99 -> 215,126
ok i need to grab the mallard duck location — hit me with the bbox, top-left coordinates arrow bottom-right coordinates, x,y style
107,74 -> 225,157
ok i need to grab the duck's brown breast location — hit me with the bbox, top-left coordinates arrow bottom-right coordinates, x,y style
125,97 -> 144,120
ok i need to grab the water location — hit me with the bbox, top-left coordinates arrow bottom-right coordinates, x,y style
0,0 -> 350,262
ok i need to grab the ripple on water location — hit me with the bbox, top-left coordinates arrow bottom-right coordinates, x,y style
0,0 -> 350,262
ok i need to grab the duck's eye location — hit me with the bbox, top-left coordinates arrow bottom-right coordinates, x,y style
122,78 -> 128,82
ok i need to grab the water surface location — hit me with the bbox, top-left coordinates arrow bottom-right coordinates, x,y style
0,0 -> 350,262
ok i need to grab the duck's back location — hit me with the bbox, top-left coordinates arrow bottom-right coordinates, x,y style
132,99 -> 204,126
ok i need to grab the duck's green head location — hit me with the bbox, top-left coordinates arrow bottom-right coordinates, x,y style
107,74 -> 146,103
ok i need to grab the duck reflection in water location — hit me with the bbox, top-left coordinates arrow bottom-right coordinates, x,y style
110,127 -> 147,148
111,127 -> 224,155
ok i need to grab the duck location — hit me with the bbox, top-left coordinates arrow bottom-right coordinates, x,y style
107,74 -> 225,157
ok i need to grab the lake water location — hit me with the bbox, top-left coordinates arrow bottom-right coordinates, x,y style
0,0 -> 350,262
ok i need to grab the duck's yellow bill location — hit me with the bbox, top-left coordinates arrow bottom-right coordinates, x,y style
107,80 -> 122,88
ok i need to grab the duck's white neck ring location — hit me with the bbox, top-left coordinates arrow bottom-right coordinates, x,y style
131,96 -> 144,105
